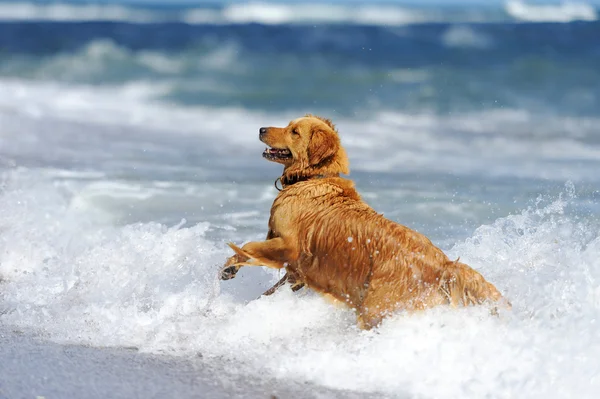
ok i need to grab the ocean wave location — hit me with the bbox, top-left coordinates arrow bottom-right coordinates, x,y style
2,17 -> 599,117
0,81 -> 600,191
3,34 -> 599,120
0,1 -> 596,25
2,78 -> 600,185
505,0 -> 597,22
0,2 -> 158,22
0,38 -> 243,81
186,3 -> 442,25
0,171 -> 598,398
0,1 -> 504,25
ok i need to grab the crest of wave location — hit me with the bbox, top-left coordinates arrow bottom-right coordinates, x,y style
451,182 -> 600,318
0,170 -> 224,348
505,0 -> 597,22
0,2 -> 157,22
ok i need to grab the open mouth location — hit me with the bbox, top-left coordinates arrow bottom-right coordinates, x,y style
262,147 -> 292,160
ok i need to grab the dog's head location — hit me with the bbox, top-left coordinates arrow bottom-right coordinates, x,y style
259,115 -> 349,182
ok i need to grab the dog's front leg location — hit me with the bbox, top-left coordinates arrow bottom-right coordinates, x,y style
259,229 -> 305,295
220,237 -> 296,280
260,269 -> 305,297
220,252 -> 247,280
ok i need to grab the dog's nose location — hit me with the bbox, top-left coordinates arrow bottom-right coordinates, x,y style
259,127 -> 267,138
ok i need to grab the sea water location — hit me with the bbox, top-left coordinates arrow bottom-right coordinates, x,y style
1,1 -> 599,397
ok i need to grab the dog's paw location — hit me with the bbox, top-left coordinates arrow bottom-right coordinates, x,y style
220,255 -> 241,280
290,282 -> 305,292
220,265 -> 240,280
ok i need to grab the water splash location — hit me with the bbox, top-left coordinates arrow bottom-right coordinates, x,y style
1,173 -> 598,397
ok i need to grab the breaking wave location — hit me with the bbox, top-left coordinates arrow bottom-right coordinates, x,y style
505,0 -> 597,22
0,171 -> 598,398
0,1 -> 549,25
0,1 -> 595,25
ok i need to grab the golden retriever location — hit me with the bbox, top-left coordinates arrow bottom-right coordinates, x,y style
221,115 -> 507,329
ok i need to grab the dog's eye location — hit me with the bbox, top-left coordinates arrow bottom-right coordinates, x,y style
292,129 -> 300,136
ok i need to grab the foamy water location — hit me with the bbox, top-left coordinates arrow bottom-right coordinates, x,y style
505,0 -> 597,22
0,167 -> 599,398
1,75 -> 600,397
0,1 -> 596,24
0,2 -> 498,25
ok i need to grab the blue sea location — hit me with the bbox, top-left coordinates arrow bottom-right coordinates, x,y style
1,1 -> 600,398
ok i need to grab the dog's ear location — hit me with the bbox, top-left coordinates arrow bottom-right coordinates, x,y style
308,128 -> 338,166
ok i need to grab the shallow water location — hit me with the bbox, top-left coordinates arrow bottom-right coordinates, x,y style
0,326 -> 380,399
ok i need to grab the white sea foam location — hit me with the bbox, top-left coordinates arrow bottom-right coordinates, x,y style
214,3 -> 436,25
0,170 -> 598,398
0,2 -> 502,25
2,78 -> 600,183
342,110 -> 600,181
505,0 -> 597,22
0,1 -> 595,25
0,78 -> 266,142
0,2 -> 157,22
0,2 -> 434,25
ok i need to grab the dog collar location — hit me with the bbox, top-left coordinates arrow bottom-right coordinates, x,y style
274,173 -> 336,191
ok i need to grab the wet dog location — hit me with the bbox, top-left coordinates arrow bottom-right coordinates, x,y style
221,115 -> 507,329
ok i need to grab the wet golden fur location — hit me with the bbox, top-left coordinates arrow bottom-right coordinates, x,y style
221,115 -> 506,329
